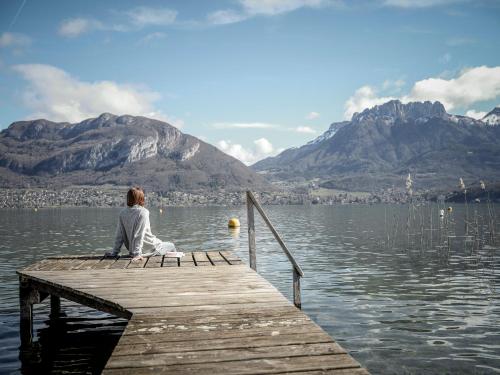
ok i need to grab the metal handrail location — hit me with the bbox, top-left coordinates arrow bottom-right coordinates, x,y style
246,191 -> 304,308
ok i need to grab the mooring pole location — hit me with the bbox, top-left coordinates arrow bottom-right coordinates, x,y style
247,192 -> 257,271
293,268 -> 302,309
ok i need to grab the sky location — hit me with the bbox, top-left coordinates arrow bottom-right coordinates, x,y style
0,0 -> 499,165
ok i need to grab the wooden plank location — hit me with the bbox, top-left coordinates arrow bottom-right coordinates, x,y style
105,342 -> 346,368
71,256 -> 105,270
93,258 -> 119,269
127,258 -> 147,268
145,256 -> 163,268
77,288 -> 284,299
219,251 -> 243,265
111,331 -> 334,356
110,294 -> 289,309
122,313 -> 309,334
116,321 -> 324,344
128,301 -> 293,316
109,257 -> 131,269
130,307 -> 304,324
163,257 -> 180,267
102,354 -> 361,374
192,251 -> 212,266
206,251 -> 227,264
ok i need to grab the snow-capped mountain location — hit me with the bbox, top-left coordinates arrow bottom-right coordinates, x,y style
307,121 -> 349,145
253,100 -> 500,191
483,107 -> 500,126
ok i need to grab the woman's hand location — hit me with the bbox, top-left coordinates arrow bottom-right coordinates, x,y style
131,255 -> 144,262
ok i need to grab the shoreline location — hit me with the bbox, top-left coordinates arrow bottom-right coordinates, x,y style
1,186 -> 497,208
0,187 -> 413,208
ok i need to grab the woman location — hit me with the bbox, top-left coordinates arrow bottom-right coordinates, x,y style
105,187 -> 175,261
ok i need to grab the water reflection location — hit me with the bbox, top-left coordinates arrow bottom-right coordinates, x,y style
0,204 -> 499,374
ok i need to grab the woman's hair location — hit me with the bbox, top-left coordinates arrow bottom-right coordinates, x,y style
127,187 -> 145,207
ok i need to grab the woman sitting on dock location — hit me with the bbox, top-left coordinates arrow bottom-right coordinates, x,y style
105,187 -> 176,261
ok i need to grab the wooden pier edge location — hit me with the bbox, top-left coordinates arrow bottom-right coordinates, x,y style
17,252 -> 370,374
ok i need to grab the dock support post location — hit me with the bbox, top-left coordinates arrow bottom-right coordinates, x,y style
293,268 -> 301,309
19,279 -> 38,346
50,295 -> 61,319
247,192 -> 257,271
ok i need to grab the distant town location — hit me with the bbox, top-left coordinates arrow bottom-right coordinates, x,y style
1,185 -> 495,209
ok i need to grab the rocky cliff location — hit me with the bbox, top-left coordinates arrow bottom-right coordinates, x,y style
0,113 -> 269,191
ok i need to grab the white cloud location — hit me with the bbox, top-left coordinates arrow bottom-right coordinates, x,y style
126,7 -> 177,27
254,137 -> 274,154
344,86 -> 395,120
465,109 -> 487,120
13,64 -> 167,123
217,137 -> 277,165
241,0 -> 333,15
58,18 -> 103,37
0,32 -> 31,48
58,7 -> 177,38
403,66 -> 500,110
383,0 -> 466,8
212,122 -> 279,129
305,111 -> 320,120
207,0 -> 338,25
207,10 -> 249,25
295,126 -> 317,134
344,66 -> 500,119
139,32 -> 167,44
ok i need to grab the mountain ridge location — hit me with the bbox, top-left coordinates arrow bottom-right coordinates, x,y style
253,100 -> 500,191
0,113 -> 269,191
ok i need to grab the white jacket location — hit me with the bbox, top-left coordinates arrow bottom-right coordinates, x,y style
111,205 -> 162,257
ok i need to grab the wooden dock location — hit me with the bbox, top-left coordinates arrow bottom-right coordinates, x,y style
18,251 -> 369,374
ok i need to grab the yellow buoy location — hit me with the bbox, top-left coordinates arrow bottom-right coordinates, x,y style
159,208 -> 163,214
34,208 -> 38,212
447,206 -> 453,213
228,218 -> 240,228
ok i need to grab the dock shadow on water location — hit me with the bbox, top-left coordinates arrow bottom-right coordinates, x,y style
19,303 -> 127,375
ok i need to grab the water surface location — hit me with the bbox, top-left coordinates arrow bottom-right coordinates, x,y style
0,204 -> 499,374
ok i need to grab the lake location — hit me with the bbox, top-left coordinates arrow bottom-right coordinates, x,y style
0,204 -> 499,374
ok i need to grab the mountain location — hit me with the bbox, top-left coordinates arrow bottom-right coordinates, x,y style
483,107 -> 500,125
253,100 -> 500,191
0,113 -> 269,191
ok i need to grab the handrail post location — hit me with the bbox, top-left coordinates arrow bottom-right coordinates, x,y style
246,190 -> 303,309
247,192 -> 257,271
293,268 -> 301,309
